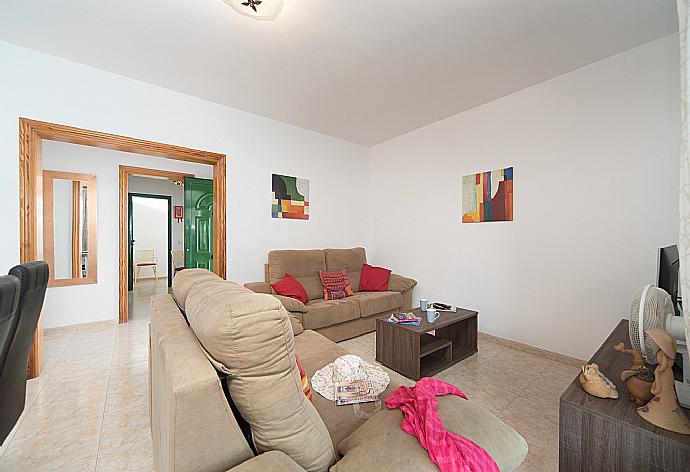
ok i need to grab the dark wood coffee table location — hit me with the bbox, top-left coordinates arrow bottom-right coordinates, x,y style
375,307 -> 478,380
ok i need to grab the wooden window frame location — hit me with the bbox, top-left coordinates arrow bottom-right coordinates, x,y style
19,118 -> 227,378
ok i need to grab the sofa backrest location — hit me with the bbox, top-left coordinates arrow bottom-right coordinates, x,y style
149,293 -> 254,472
266,248 -> 368,299
186,278 -> 337,471
324,248 -> 367,293
172,268 -> 222,310
267,249 -> 326,301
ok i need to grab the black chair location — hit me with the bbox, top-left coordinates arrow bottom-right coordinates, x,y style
0,262 -> 48,445
0,275 -> 21,382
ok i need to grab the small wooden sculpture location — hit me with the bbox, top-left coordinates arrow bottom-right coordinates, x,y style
614,342 -> 654,406
613,342 -> 646,370
579,363 -> 618,399
637,329 -> 690,435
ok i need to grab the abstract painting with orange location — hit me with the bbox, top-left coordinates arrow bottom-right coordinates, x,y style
462,167 -> 513,223
272,173 -> 310,220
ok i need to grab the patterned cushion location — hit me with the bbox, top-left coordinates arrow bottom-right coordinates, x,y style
296,356 -> 313,401
319,270 -> 354,300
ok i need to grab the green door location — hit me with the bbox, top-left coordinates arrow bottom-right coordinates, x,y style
184,177 -> 214,270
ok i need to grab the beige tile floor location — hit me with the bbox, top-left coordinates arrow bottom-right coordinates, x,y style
0,280 -> 579,471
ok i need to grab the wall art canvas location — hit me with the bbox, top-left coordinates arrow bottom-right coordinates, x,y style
462,167 -> 513,223
272,173 -> 310,220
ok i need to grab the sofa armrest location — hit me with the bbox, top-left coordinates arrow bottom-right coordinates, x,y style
244,281 -> 272,294
272,295 -> 308,313
388,274 -> 417,294
227,451 -> 307,472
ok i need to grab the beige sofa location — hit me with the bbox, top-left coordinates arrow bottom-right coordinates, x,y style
245,247 -> 417,342
149,269 -> 527,472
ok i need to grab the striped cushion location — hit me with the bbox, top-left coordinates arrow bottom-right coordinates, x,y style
319,270 -> 354,300
296,356 -> 312,401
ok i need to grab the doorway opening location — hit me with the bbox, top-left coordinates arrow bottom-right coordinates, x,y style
120,167 -> 214,324
128,192 -> 172,320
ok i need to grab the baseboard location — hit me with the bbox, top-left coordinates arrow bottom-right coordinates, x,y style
478,331 -> 585,367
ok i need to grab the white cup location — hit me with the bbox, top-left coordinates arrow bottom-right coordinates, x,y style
426,308 -> 440,323
420,299 -> 428,311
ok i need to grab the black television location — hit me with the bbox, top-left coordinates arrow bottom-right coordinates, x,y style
658,245 -> 682,316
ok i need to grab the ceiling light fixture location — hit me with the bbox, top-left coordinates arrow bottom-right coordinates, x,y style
223,0 -> 284,21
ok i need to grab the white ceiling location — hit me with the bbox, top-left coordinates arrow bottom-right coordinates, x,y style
0,0 -> 678,145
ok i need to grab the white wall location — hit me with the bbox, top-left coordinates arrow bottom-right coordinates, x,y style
369,35 -> 681,360
128,176 -> 185,252
132,196 -> 169,279
0,36 -> 680,357
0,41 -> 370,328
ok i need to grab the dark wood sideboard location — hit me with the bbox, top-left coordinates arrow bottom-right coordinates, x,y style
559,320 -> 690,471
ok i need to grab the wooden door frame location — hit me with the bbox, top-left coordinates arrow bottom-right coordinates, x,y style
19,118 -> 227,378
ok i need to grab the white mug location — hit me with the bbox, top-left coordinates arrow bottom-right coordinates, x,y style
420,299 -> 429,311
426,308 -> 440,323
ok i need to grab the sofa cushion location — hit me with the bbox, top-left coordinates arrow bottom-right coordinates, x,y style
351,291 -> 402,318
186,280 -> 336,472
269,250 -> 326,301
293,330 -> 401,448
302,298 -> 360,330
332,395 -> 528,472
324,248 -> 366,293
171,268 -> 222,309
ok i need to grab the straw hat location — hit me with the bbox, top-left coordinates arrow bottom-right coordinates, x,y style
311,354 -> 390,401
645,329 -> 676,360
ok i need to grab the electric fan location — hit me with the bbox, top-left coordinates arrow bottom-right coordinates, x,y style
629,285 -> 690,407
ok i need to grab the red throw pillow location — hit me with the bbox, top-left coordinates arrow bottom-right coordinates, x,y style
359,264 -> 392,292
271,273 -> 308,304
319,270 -> 354,300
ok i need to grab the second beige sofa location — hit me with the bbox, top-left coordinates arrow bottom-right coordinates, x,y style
245,247 -> 417,342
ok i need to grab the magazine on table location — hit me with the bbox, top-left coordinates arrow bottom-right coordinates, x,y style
386,312 -> 422,326
334,379 -> 378,406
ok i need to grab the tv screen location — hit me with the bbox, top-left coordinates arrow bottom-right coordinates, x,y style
658,245 -> 681,316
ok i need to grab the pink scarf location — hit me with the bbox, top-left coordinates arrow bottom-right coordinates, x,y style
384,377 -> 499,472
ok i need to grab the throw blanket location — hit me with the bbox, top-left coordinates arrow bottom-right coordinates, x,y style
384,377 -> 499,472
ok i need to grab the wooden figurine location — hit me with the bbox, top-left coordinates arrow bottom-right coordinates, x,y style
579,363 -> 618,399
637,329 -> 690,435
614,342 -> 654,406
613,342 -> 646,370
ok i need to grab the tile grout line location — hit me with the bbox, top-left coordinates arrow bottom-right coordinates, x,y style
93,325 -> 119,472
0,328 -> 75,458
